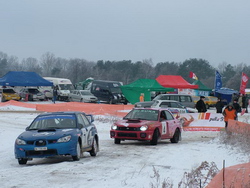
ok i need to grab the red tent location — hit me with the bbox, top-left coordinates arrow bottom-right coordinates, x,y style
156,75 -> 198,89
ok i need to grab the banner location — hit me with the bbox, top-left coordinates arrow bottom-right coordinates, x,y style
189,72 -> 198,80
240,72 -> 249,94
180,113 -> 225,131
214,70 -> 222,91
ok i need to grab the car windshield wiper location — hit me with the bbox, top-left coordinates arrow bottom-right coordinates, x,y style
37,128 -> 57,132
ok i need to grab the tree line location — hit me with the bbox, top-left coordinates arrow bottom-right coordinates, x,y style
1,51 -> 250,91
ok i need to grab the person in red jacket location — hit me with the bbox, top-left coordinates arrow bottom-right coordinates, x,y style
222,103 -> 237,129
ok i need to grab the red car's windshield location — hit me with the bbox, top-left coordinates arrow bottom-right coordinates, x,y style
124,109 -> 159,121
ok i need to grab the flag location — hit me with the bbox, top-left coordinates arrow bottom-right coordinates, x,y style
189,72 -> 198,80
240,72 -> 249,94
214,70 -> 222,91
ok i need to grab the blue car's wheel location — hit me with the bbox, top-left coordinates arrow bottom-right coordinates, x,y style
18,158 -> 28,165
72,142 -> 81,161
90,138 -> 98,156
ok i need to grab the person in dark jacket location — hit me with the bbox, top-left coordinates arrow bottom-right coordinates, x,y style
196,96 -> 207,113
233,99 -> 241,113
215,98 -> 224,113
52,86 -> 58,104
242,94 -> 248,113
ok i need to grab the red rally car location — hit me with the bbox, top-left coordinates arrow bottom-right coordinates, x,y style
110,108 -> 182,145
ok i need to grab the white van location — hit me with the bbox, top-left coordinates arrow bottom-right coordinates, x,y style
153,94 -> 196,108
41,77 -> 74,101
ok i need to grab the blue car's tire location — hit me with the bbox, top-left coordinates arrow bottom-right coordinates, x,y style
72,142 -> 81,161
18,158 -> 28,165
89,138 -> 98,156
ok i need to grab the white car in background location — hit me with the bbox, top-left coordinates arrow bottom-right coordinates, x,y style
19,88 -> 45,101
68,90 -> 98,103
151,100 -> 188,113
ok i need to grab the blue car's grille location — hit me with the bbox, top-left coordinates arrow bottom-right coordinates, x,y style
26,149 -> 57,157
35,140 -> 46,146
26,139 -> 57,145
48,140 -> 57,144
26,141 -> 35,145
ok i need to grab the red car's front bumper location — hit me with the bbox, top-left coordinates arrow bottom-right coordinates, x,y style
110,130 -> 154,141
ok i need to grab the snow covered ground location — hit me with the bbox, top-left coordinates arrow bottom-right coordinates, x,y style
0,105 -> 249,188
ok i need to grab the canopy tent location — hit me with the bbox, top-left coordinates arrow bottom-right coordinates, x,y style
156,75 -> 199,89
192,80 -> 212,91
215,87 -> 238,104
121,79 -> 174,104
192,80 -> 212,96
0,71 -> 53,87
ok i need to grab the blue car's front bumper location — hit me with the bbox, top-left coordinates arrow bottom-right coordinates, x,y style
15,140 -> 77,159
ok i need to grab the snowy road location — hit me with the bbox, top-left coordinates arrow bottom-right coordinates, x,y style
0,112 -> 248,188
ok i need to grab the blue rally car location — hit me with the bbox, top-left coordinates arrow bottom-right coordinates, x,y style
14,111 -> 99,165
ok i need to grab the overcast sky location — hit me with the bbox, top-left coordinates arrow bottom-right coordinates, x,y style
1,0 -> 250,67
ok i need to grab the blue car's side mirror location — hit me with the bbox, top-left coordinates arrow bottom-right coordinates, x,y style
86,114 -> 94,123
78,124 -> 84,129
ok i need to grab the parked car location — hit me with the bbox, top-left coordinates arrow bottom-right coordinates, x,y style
135,100 -> 198,113
191,96 -> 200,104
134,101 -> 154,108
205,96 -> 218,108
1,88 -> 21,102
39,86 -> 53,99
68,90 -> 98,103
153,94 -> 195,108
151,100 -> 188,113
19,88 -> 45,101
90,80 -> 128,104
110,107 -> 182,145
14,111 -> 99,165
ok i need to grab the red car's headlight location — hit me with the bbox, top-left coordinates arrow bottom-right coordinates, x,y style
111,125 -> 118,130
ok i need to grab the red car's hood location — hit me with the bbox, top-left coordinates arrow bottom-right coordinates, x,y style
116,119 -> 155,127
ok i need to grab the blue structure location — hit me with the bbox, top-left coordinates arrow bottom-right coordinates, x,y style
0,71 -> 53,86
215,87 -> 238,104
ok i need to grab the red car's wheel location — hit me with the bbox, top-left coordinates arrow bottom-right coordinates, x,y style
150,129 -> 159,145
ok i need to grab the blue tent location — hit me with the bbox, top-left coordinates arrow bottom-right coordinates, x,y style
0,71 -> 53,86
215,87 -> 238,104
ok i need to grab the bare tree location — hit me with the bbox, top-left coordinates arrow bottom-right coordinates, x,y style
217,62 -> 228,72
154,61 -> 179,78
21,57 -> 42,74
142,58 -> 155,79
7,56 -> 20,71
0,51 -> 8,59
40,52 -> 56,76
0,52 -> 20,76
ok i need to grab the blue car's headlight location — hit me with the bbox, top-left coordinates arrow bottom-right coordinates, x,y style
16,138 -> 26,145
57,135 -> 71,143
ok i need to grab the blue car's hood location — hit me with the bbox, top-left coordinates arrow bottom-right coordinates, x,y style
18,129 -> 79,140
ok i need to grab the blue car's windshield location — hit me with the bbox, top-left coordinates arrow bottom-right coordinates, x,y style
28,115 -> 77,130
124,109 -> 159,121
